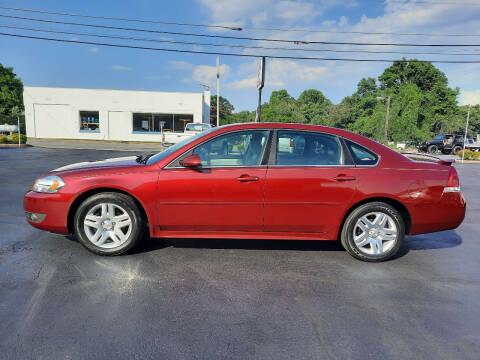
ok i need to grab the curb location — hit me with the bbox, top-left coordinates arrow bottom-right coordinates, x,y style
457,160 -> 480,164
0,144 -> 29,148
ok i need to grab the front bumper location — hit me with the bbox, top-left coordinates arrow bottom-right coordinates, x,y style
23,191 -> 73,234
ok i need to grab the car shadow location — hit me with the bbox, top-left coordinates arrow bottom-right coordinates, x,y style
131,237 -> 345,254
392,230 -> 463,259
66,230 -> 463,258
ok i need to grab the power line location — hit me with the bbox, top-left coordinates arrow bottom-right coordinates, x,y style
1,5 -> 479,38
2,13 -> 480,47
0,6 -> 242,31
2,31 -> 480,63
366,0 -> 480,5
2,24 -> 480,57
245,26 -> 480,38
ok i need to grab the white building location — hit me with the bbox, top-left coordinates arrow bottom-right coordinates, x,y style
23,86 -> 211,142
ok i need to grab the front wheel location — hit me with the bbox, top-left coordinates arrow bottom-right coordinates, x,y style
340,202 -> 405,262
74,192 -> 145,255
427,144 -> 438,154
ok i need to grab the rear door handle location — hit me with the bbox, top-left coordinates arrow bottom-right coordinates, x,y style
333,174 -> 356,182
236,174 -> 260,182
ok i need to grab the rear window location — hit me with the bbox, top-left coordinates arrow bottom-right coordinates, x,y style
345,140 -> 378,166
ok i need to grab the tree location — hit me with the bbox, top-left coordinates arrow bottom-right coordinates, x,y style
457,104 -> 480,139
210,95 -> 234,124
378,59 -> 460,137
297,89 -> 332,125
339,78 -> 381,135
0,63 -> 24,127
261,90 -> 304,123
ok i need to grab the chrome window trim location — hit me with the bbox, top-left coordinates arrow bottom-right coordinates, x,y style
164,129 -> 271,169
164,127 -> 381,169
165,165 -> 269,170
268,164 -> 355,168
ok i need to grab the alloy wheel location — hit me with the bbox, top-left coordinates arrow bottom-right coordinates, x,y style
83,203 -> 132,249
353,212 -> 398,255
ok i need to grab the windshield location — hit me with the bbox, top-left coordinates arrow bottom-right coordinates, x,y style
146,127 -> 217,165
434,134 -> 444,140
185,123 -> 209,132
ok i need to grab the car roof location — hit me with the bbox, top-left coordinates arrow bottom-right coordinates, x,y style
218,122 -> 377,145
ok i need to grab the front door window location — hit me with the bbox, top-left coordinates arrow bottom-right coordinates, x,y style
193,130 -> 269,167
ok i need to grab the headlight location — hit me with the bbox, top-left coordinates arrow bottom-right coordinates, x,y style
33,175 -> 65,193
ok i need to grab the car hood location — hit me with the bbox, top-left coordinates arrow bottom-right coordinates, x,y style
52,156 -> 140,172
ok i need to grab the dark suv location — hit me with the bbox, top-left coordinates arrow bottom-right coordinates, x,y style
418,134 -> 445,153
419,134 -> 469,155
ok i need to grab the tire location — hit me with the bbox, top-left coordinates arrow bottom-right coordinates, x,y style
74,192 -> 145,255
452,145 -> 462,155
427,144 -> 438,154
340,202 -> 405,262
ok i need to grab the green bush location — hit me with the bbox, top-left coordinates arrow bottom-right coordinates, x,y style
458,150 -> 480,160
0,135 -> 8,143
8,133 -> 27,144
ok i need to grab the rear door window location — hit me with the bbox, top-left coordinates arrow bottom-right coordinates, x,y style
276,131 -> 344,166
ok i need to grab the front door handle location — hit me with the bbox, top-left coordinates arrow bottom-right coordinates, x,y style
236,174 -> 260,182
333,174 -> 356,182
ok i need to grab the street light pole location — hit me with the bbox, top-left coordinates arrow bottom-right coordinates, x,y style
17,114 -> 21,147
462,104 -> 471,163
216,56 -> 220,127
384,96 -> 391,144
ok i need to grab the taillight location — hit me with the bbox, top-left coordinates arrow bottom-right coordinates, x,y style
444,167 -> 460,192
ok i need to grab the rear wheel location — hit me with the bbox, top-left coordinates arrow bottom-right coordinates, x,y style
427,144 -> 438,154
452,145 -> 462,155
74,192 -> 145,255
340,202 -> 405,262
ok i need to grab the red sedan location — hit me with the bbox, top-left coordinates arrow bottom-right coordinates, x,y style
24,123 -> 465,262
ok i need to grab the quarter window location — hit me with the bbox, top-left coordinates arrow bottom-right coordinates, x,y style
276,131 -> 344,166
79,111 -> 100,132
193,130 -> 269,167
345,140 -> 378,166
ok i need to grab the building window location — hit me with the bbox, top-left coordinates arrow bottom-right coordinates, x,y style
174,114 -> 193,132
79,111 -> 100,132
132,113 -> 193,133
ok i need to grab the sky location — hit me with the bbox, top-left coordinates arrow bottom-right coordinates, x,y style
1,0 -> 480,111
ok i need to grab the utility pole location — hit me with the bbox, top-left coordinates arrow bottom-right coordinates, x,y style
462,104 -> 471,163
255,57 -> 266,123
384,96 -> 391,144
216,56 -> 220,127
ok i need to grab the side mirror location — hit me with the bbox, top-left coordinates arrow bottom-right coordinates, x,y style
181,154 -> 202,168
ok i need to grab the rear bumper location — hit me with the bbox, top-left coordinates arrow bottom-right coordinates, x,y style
23,191 -> 73,234
409,191 -> 466,235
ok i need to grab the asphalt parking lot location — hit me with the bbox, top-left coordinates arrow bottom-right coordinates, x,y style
1,147 -> 479,360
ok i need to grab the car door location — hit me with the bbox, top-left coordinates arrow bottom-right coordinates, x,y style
264,130 -> 357,234
156,129 -> 271,232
